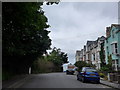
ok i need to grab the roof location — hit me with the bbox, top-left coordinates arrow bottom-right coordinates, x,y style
97,36 -> 105,41
76,50 -> 81,56
111,24 -> 120,28
106,24 -> 120,38
86,41 -> 96,46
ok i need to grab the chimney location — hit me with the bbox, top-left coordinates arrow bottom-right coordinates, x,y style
106,27 -> 111,38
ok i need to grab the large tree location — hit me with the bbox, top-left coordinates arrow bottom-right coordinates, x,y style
2,2 -> 51,74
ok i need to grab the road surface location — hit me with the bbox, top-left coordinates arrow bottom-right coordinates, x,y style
13,72 -> 112,88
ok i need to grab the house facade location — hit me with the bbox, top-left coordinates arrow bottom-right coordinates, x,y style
86,41 -> 95,64
91,36 -> 105,70
75,24 -> 120,71
83,45 -> 86,62
91,41 -> 98,69
75,50 -> 84,62
80,49 -> 84,61
75,36 -> 106,70
105,24 -> 120,71
75,50 -> 81,62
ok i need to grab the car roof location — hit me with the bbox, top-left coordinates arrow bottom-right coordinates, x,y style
82,67 -> 94,69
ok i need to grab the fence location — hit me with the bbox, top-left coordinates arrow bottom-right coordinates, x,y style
108,72 -> 120,84
100,71 -> 120,84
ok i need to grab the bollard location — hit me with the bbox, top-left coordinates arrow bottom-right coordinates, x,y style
108,73 -> 110,81
118,75 -> 120,84
29,67 -> 31,74
114,73 -> 117,81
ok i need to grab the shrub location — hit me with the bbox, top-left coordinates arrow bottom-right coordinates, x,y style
104,75 -> 108,80
100,64 -> 113,72
32,58 -> 55,74
74,61 -> 96,71
99,73 -> 105,78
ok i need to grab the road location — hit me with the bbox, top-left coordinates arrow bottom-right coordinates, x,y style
13,72 -> 111,88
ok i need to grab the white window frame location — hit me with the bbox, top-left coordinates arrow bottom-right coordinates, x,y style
111,42 -> 118,54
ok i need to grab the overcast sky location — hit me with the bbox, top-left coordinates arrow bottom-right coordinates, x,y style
42,2 -> 118,64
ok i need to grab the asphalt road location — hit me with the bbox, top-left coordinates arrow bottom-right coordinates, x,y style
14,72 -> 111,88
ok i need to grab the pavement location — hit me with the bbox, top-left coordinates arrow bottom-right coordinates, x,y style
2,74 -> 30,88
100,79 -> 120,89
2,73 -> 120,89
75,71 -> 120,89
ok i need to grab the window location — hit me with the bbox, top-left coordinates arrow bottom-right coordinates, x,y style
111,43 -> 118,54
112,59 -> 119,71
106,46 -> 109,55
93,54 -> 95,61
116,59 -> 119,64
115,43 -> 118,54
106,40 -> 108,43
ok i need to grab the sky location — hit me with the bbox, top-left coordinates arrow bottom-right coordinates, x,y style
42,1 -> 118,64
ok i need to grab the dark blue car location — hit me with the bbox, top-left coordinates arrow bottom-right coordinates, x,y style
77,67 -> 100,83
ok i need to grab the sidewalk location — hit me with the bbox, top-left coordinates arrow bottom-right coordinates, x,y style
100,79 -> 120,89
2,74 -> 30,88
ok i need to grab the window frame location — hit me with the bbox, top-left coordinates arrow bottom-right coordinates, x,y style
111,42 -> 118,54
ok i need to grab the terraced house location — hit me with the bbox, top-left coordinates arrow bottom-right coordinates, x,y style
91,36 -> 105,70
75,50 -> 81,62
75,50 -> 84,62
86,41 -> 95,64
105,24 -> 120,71
75,37 -> 106,70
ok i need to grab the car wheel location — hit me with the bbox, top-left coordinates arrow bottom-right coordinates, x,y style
66,72 -> 68,75
77,75 -> 79,80
96,81 -> 100,84
82,77 -> 86,83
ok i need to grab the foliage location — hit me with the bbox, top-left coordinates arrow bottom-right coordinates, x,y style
74,61 -> 96,71
99,72 -> 108,80
32,57 -> 55,73
108,54 -> 112,66
74,61 -> 86,71
100,42 -> 106,67
100,64 -> 112,72
45,0 -> 60,5
45,47 -> 68,71
99,54 -> 112,72
2,71 -> 15,81
99,72 -> 105,78
2,2 -> 51,75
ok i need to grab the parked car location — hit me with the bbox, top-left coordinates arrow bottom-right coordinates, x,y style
66,64 -> 76,75
77,67 -> 100,83
66,68 -> 75,75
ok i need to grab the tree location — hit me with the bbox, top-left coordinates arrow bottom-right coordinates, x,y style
107,54 -> 113,71
100,54 -> 112,72
46,47 -> 68,71
74,61 -> 96,71
100,42 -> 106,67
32,57 -> 55,73
45,0 -> 60,5
2,2 -> 51,74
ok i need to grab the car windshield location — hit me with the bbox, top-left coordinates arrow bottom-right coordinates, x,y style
68,68 -> 74,70
85,68 -> 97,72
